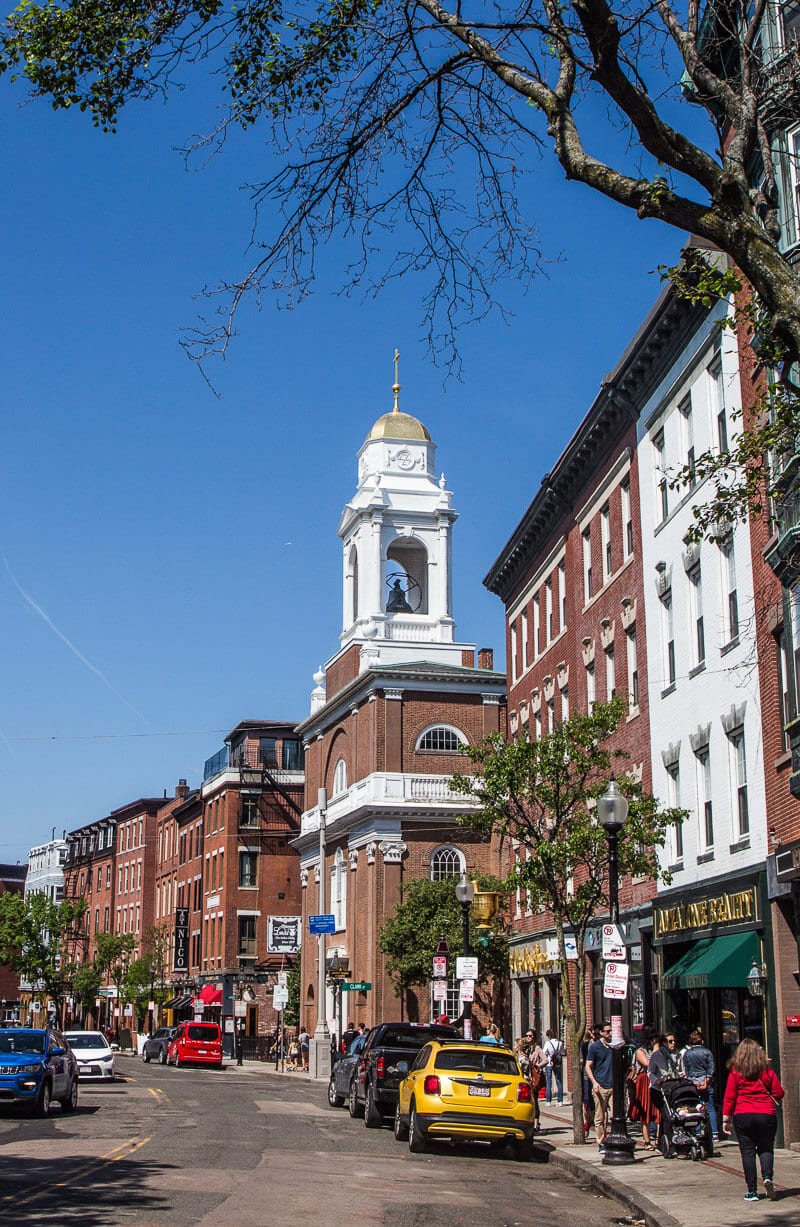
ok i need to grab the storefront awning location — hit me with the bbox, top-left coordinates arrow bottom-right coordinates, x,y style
662,930 -> 760,991
163,994 -> 193,1011
196,985 -> 223,1006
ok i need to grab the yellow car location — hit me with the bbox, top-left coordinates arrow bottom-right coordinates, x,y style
394,1039 -> 536,1158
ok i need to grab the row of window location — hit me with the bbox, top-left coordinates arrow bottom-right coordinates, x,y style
658,539 -> 740,689
511,480 -> 634,685
651,356 -> 728,526
662,727 -> 749,865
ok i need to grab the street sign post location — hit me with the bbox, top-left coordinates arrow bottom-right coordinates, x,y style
309,914 -> 336,934
341,981 -> 371,992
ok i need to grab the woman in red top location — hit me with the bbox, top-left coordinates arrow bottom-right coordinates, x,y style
722,1038 -> 785,1202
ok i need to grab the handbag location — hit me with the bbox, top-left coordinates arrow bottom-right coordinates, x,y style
761,1073 -> 782,1110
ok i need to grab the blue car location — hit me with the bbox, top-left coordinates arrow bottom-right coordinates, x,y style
0,1028 -> 79,1116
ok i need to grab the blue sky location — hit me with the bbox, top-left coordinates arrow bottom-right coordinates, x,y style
1,63 -> 690,865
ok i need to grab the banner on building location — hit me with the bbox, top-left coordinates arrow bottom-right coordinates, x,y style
267,915 -> 302,954
173,907 -> 190,973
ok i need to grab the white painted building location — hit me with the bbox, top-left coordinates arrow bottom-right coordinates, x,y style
637,266 -> 770,1058
25,837 -> 67,903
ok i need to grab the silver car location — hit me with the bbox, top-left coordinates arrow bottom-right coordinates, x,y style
64,1030 -> 116,1079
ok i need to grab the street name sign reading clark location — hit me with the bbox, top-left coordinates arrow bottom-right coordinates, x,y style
173,907 -> 189,973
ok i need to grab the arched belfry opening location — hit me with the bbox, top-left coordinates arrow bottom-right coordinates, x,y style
346,544 -> 359,626
385,537 -> 428,614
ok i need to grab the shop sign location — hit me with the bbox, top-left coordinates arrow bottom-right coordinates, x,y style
786,1015 -> 800,1029
173,907 -> 190,972
653,886 -> 757,939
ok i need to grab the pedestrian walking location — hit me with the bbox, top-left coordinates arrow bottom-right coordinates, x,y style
523,1030 -> 548,1131
627,1028 -> 660,1149
543,1029 -> 565,1105
722,1038 -> 785,1202
298,1028 -> 310,1072
683,1029 -> 719,1140
585,1021 -> 614,1152
581,1025 -> 600,1139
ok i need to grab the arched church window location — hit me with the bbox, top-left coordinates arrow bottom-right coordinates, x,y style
430,846 -> 465,881
416,725 -> 467,753
331,847 -> 347,929
385,537 -> 428,614
333,758 -> 348,795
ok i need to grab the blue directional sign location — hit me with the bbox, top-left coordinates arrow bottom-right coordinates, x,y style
309,913 -> 336,934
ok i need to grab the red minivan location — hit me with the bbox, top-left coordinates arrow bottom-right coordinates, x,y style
166,1022 -> 223,1068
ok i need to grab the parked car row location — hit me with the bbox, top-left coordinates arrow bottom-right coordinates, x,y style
142,1022 -> 223,1068
327,1022 -> 536,1160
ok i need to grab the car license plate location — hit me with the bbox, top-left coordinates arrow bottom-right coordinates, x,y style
469,1085 -> 491,1097
197,1049 -> 207,1054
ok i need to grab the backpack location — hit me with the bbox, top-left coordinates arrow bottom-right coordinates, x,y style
547,1039 -> 563,1068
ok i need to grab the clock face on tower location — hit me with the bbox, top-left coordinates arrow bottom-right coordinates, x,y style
386,571 -> 421,613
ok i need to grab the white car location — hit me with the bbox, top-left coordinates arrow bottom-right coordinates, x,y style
64,1030 -> 116,1079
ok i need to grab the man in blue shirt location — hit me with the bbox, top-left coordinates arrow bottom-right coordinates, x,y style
585,1021 -> 615,1151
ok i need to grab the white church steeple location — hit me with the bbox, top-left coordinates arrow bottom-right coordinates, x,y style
335,353 -> 468,671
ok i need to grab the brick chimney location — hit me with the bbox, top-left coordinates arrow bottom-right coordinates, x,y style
175,778 -> 190,799
477,647 -> 494,671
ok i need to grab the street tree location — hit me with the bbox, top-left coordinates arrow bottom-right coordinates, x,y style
1,0 -> 799,378
451,697 -> 684,1144
0,891 -> 86,1019
93,931 -> 136,1024
378,875 -> 509,1023
71,961 -> 102,1018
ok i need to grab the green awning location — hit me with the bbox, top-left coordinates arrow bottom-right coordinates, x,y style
662,930 -> 761,991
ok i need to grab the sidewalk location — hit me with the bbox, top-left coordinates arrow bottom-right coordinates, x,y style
209,1059 -> 800,1226
536,1098 -> 800,1227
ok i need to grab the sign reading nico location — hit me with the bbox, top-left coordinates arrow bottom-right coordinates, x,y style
308,914 -> 336,934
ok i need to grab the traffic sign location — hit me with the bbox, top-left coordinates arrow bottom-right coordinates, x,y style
342,981 -> 371,992
273,988 -> 289,1008
432,955 -> 448,979
602,923 -> 626,961
309,914 -> 336,934
458,979 -> 475,1003
456,956 -> 479,980
603,961 -> 630,999
432,980 -> 448,1002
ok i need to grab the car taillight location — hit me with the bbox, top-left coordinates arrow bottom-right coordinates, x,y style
423,1075 -> 441,1095
376,1056 -> 385,1080
517,1082 -> 532,1102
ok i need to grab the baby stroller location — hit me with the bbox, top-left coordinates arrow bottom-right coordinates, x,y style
654,1077 -> 713,1161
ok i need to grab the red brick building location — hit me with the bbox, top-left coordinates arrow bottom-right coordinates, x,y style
295,386 -> 506,1069
0,864 -> 27,1017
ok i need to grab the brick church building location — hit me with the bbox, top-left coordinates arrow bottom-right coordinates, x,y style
294,371 -> 506,1057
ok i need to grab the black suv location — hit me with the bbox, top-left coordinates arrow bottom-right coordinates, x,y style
348,1021 -> 457,1127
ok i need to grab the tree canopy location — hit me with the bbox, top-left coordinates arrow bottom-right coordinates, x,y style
378,875 -> 509,1018
1,0 -> 799,373
452,697 -> 684,1141
0,891 -> 86,1011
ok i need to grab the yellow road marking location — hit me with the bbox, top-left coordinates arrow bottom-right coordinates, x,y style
5,1135 -> 153,1206
147,1086 -> 168,1104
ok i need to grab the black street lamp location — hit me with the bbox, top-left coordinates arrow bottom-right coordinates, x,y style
454,874 -> 475,1040
597,779 -> 636,1167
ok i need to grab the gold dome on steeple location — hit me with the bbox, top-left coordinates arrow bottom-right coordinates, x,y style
366,348 -> 431,442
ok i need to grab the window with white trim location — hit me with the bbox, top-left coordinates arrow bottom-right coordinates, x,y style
605,644 -> 616,700
521,609 -> 529,670
582,529 -> 593,602
333,757 -> 348,795
781,0 -> 800,49
558,561 -> 567,632
661,591 -> 676,687
560,685 -> 569,722
653,429 -> 668,522
510,621 -> 518,683
601,504 -> 612,583
695,747 -> 714,851
586,661 -> 596,712
666,763 -> 684,862
787,126 -> 800,247
430,846 -> 465,880
533,593 -> 541,657
626,627 -> 639,709
679,393 -> 696,487
688,564 -> 705,667
547,697 -> 555,733
708,356 -> 728,453
331,848 -> 347,930
545,578 -> 553,645
416,726 -> 467,753
728,728 -> 749,839
621,479 -> 633,560
720,536 -> 739,643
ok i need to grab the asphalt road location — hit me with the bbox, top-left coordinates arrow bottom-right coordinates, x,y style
0,1060 -> 633,1226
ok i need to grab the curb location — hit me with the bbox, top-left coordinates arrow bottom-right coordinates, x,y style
538,1144 -> 682,1227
